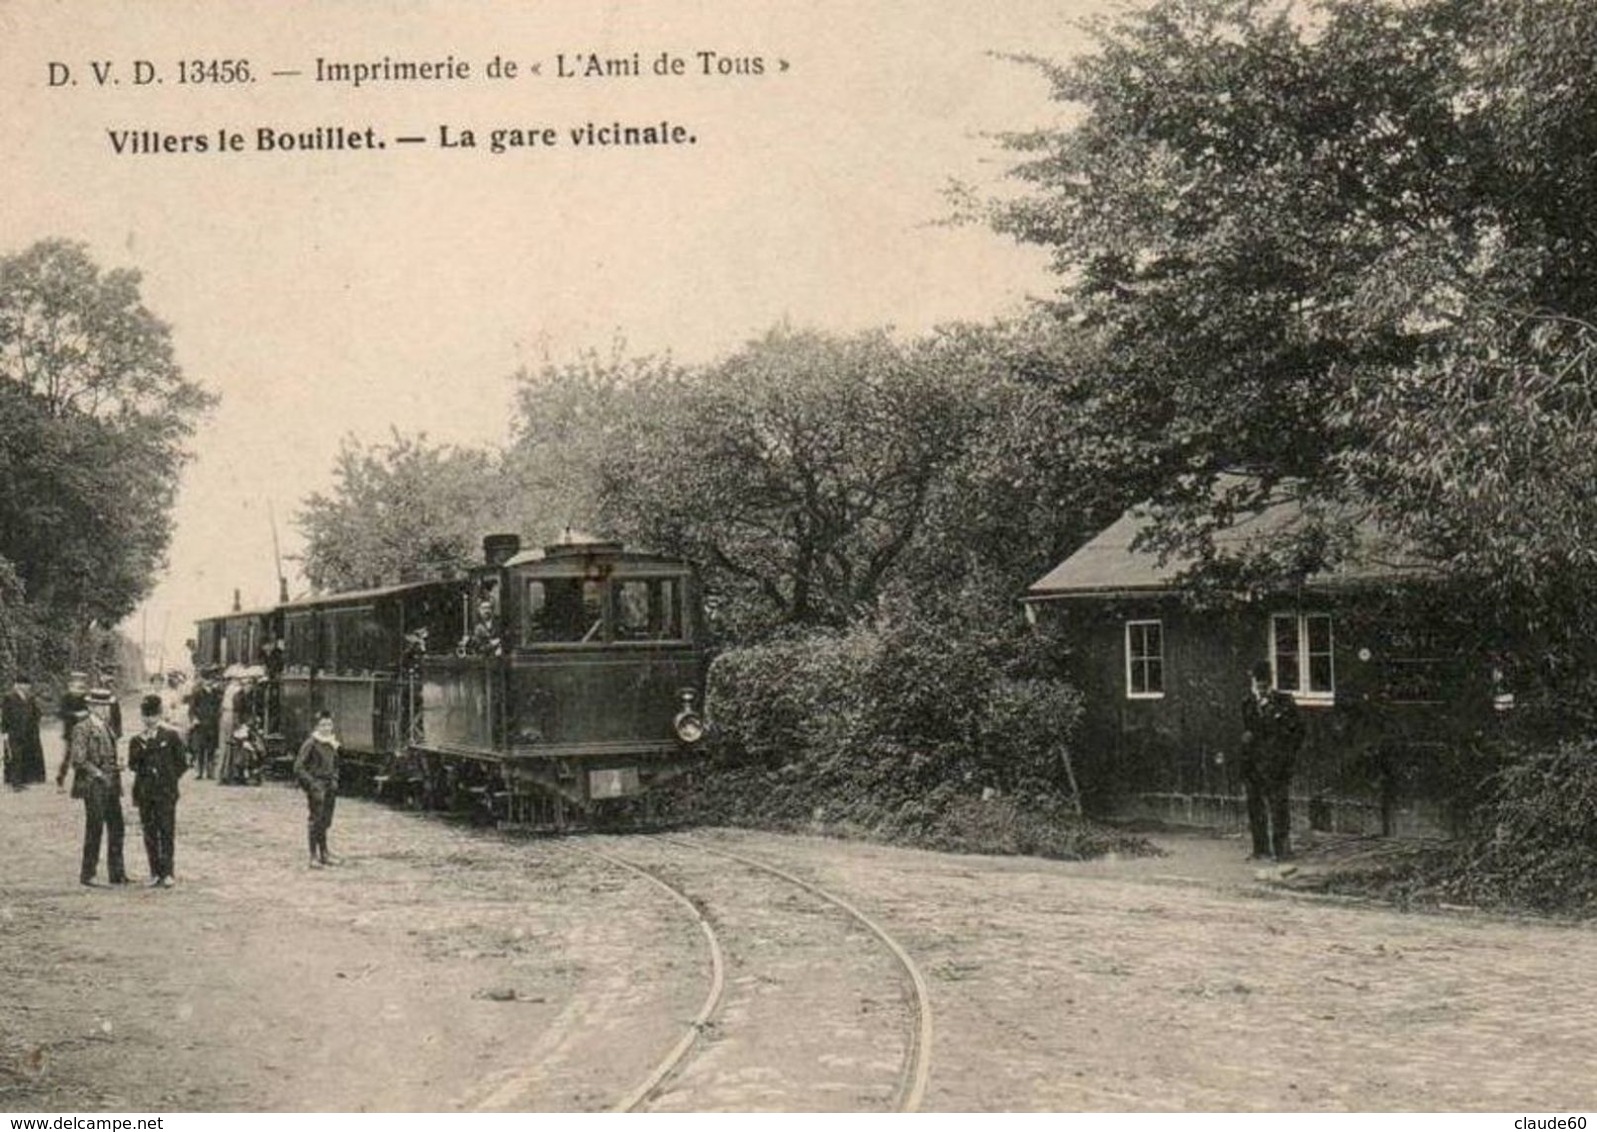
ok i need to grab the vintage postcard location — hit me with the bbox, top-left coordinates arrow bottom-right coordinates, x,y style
3,0 -> 1594,1121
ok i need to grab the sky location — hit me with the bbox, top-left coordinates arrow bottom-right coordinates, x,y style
0,0 -> 1123,674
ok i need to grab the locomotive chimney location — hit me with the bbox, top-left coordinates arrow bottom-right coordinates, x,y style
482,533 -> 522,567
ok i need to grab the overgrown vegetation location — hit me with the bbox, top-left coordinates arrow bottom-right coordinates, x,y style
655,608 -> 1156,861
1308,736 -> 1597,917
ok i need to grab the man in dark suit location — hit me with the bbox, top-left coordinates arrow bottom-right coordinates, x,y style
129,694 -> 188,887
1240,659 -> 1304,861
187,679 -> 220,779
2,674 -> 46,788
71,687 -> 128,886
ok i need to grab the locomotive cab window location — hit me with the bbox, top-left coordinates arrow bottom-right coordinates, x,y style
614,578 -> 685,641
524,577 -> 607,643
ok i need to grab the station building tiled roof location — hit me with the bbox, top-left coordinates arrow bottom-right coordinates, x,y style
1026,489 -> 1434,601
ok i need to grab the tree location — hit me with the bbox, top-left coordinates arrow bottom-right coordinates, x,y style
0,239 -> 215,675
988,0 -> 1484,515
980,0 -> 1597,673
296,431 -> 510,592
591,327 -> 977,638
500,320 -> 1122,643
501,342 -> 681,545
891,317 -> 1129,620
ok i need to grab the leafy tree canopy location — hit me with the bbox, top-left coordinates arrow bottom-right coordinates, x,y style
0,239 -> 215,676
982,0 -> 1597,656
308,322 -> 1108,647
297,430 -> 512,593
592,326 -> 1011,637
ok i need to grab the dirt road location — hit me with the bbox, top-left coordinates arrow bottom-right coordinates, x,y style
2,735 -> 1594,1112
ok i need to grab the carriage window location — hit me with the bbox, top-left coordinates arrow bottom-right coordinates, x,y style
322,607 -> 384,673
616,581 -> 650,638
614,578 -> 686,641
223,620 -> 258,667
195,624 -> 220,670
524,578 -> 606,643
321,615 -> 339,673
284,613 -> 316,671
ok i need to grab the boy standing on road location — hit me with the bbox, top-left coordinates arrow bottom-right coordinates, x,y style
294,712 -> 341,868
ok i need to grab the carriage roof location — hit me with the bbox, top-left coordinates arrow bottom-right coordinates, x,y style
277,578 -> 457,611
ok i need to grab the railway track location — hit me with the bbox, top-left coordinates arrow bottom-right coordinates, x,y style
577,842 -> 729,1112
577,833 -> 935,1112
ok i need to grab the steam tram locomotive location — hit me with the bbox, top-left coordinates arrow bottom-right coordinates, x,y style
192,532 -> 710,827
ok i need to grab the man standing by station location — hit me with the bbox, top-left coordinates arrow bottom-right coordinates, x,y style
129,693 -> 187,887
2,674 -> 46,789
293,711 -> 341,868
1239,659 -> 1304,861
71,687 -> 128,886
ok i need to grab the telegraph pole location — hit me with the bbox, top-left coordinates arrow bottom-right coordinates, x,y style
268,499 -> 289,604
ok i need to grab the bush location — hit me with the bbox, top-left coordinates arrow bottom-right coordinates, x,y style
1308,736 -> 1597,917
1453,738 -> 1597,913
668,613 -> 1152,861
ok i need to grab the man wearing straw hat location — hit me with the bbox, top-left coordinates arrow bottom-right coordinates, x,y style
71,687 -> 129,887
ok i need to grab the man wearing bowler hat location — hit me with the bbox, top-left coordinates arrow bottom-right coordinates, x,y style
71,687 -> 128,886
129,693 -> 188,887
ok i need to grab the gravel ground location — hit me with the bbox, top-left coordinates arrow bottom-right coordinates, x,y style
3,722 -> 1595,1113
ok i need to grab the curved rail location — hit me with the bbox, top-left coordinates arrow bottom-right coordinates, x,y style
660,835 -> 935,1113
573,844 -> 728,1113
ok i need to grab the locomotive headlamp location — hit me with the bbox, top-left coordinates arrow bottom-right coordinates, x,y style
674,712 -> 707,744
673,687 -> 706,744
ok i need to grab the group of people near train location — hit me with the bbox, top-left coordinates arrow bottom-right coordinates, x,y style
184,670 -> 272,786
1,668 -> 346,886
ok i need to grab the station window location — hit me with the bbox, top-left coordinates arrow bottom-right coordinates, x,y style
1271,612 -> 1334,702
1125,619 -> 1164,699
524,577 -> 606,643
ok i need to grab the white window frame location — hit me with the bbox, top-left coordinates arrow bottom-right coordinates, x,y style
1124,619 -> 1165,700
1269,611 -> 1335,704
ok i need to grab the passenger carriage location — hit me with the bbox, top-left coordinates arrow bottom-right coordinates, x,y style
274,580 -> 459,785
